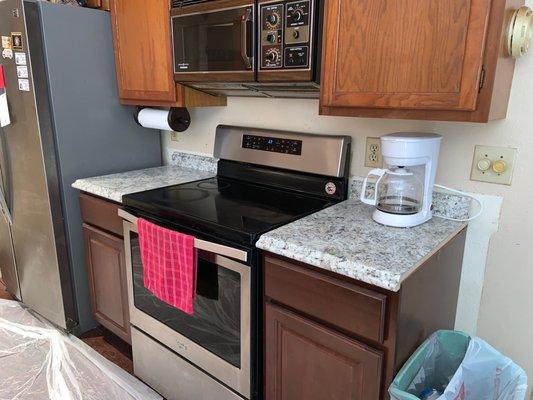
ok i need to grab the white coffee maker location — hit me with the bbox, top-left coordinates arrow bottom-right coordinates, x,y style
360,132 -> 442,228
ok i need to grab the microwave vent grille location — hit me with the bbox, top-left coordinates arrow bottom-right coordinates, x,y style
171,0 -> 215,8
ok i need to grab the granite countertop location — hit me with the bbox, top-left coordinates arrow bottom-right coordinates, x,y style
74,150 -> 470,291
256,199 -> 467,292
72,165 -> 213,203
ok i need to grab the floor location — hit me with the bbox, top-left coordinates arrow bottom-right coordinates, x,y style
80,326 -> 134,374
0,280 -> 134,374
0,280 -> 12,300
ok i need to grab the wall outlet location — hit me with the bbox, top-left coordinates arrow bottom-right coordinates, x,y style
365,137 -> 382,168
470,145 -> 517,185
170,131 -> 179,142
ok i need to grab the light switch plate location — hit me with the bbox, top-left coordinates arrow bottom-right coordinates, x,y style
470,145 -> 517,185
365,137 -> 382,168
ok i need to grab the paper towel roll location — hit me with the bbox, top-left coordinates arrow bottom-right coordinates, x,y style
135,107 -> 191,132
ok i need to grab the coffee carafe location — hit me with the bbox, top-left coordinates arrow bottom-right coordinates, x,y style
361,133 -> 442,228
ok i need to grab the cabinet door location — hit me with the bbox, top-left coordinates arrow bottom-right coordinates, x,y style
321,0 -> 491,111
83,224 -> 131,343
265,303 -> 383,400
110,0 -> 177,105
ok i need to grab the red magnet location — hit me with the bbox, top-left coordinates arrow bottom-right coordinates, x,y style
0,65 -> 5,90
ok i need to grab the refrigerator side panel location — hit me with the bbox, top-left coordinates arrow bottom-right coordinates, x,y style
0,0 -> 68,328
37,3 -> 161,333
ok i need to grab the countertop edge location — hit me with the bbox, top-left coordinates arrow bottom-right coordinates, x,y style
257,220 -> 468,292
256,236 -> 402,291
71,165 -> 214,204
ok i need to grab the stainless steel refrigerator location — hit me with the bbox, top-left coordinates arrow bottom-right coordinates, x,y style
0,0 -> 161,333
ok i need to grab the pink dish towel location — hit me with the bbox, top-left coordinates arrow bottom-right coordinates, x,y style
137,218 -> 197,315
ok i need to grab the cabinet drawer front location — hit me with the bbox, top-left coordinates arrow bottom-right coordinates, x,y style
264,256 -> 387,343
79,193 -> 123,236
265,303 -> 383,400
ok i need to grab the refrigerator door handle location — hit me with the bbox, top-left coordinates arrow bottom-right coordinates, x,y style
0,126 -> 12,225
0,183 -> 12,225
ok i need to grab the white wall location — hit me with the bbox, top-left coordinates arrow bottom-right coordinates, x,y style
162,8 -> 533,393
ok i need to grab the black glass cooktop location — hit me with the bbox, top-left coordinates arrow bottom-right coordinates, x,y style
123,177 -> 336,246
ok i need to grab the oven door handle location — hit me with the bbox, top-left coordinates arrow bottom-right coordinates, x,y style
119,209 -> 248,262
240,8 -> 253,70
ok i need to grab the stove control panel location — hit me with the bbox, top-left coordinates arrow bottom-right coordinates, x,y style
242,134 -> 302,155
260,0 -> 314,70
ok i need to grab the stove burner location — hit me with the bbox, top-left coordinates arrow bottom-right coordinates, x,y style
197,180 -> 231,190
167,187 -> 210,202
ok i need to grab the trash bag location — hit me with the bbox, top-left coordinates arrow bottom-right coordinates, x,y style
390,330 -> 528,400
437,337 -> 528,400
0,299 -> 162,400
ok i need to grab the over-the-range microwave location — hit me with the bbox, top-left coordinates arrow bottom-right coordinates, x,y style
171,0 -> 323,98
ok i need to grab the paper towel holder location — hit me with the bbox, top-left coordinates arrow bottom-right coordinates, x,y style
134,107 -> 191,132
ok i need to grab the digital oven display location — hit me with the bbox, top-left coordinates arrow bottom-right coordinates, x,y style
242,134 -> 302,155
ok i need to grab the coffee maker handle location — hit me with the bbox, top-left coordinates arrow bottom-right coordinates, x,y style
360,168 -> 386,206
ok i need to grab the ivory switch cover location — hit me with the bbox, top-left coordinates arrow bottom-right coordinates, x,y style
470,145 -> 517,185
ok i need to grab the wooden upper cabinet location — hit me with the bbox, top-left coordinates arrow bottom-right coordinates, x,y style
110,0 -> 226,107
320,0 -> 521,122
111,0 -> 177,105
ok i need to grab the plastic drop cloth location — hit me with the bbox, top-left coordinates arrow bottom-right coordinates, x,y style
0,299 -> 162,400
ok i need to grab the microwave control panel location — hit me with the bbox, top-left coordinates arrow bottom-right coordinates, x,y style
259,0 -> 314,70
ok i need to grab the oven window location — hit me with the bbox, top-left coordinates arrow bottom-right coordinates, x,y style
130,233 -> 242,368
172,6 -> 253,73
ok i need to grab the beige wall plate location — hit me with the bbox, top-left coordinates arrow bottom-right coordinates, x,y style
364,137 -> 382,168
470,145 -> 517,185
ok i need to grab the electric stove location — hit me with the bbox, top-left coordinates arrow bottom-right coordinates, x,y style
120,125 -> 351,400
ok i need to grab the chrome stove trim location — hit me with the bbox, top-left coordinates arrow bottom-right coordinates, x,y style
132,327 -> 243,400
214,125 -> 351,178
119,209 -> 248,262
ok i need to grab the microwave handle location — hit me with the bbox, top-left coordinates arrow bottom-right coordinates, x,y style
240,8 -> 253,69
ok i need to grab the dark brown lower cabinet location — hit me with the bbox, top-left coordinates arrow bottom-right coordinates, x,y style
265,303 -> 383,400
80,194 -> 131,344
264,228 -> 467,400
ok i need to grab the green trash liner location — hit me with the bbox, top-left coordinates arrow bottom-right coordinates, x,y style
389,330 -> 470,400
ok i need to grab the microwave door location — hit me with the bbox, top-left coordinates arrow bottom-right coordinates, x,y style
172,5 -> 255,82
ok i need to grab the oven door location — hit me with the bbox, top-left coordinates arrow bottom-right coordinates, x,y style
122,213 -> 251,398
171,0 -> 255,82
